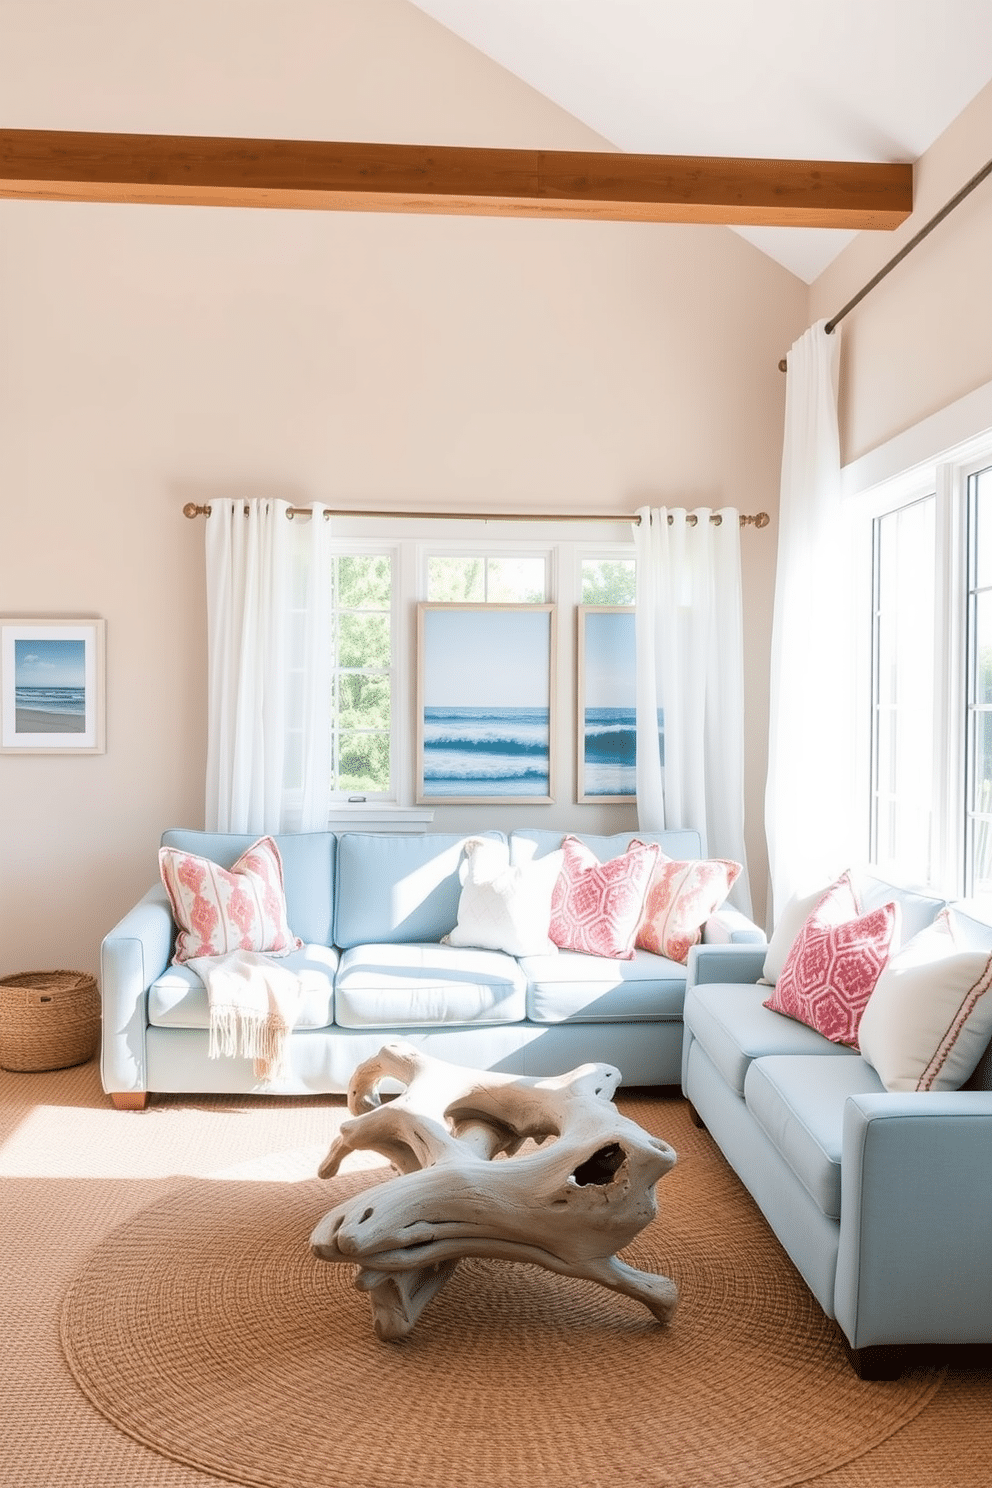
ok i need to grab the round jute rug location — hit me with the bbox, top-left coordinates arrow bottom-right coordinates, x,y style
60,1096 -> 944,1488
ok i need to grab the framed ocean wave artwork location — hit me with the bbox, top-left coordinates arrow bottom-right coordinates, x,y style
577,606 -> 643,804
417,603 -> 556,805
0,618 -> 106,754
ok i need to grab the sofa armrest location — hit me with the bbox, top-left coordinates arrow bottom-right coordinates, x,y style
99,884 -> 175,1099
835,1092 -> 992,1349
686,942 -> 768,987
702,906 -> 766,946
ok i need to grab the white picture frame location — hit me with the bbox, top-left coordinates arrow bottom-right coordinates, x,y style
0,618 -> 106,754
417,603 -> 556,804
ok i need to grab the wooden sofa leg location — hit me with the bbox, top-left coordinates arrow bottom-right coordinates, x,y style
845,1342 -> 905,1380
110,1091 -> 148,1110
686,1101 -> 707,1131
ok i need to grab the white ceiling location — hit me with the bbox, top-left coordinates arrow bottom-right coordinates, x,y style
409,0 -> 992,282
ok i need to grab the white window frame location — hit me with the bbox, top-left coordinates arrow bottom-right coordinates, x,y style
298,517 -> 635,822
845,378 -> 992,898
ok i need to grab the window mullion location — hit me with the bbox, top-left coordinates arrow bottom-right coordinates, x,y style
939,460 -> 969,895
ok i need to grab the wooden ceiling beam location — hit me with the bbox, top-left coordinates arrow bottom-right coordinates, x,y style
0,128 -> 912,229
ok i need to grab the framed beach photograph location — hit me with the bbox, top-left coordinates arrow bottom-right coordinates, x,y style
0,618 -> 106,754
417,603 -> 556,804
577,606 -> 637,803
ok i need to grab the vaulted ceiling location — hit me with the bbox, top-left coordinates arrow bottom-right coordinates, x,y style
408,0 -> 992,282
3,2 -> 991,284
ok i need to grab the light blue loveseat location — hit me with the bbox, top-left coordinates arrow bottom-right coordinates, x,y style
100,826 -> 763,1112
681,870 -> 992,1377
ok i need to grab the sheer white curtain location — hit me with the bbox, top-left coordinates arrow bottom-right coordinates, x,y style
294,506 -> 334,831
204,500 -> 333,834
634,506 -> 752,914
765,320 -> 856,923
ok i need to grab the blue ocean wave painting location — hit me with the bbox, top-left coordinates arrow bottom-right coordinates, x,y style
583,707 -> 636,796
423,706 -> 550,796
15,686 -> 86,721
582,707 -> 664,796
13,636 -> 88,734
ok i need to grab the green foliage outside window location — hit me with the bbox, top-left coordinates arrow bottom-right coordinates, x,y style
581,559 -> 636,605
333,555 -> 391,794
339,554 -> 391,610
337,732 -> 391,793
427,555 -> 546,603
428,556 -> 484,602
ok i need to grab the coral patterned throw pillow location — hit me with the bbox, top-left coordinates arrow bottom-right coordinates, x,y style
549,835 -> 660,960
763,872 -> 898,1047
159,836 -> 302,964
631,844 -> 742,963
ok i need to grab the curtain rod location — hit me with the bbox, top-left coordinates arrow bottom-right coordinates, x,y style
778,154 -> 992,372
182,502 -> 770,528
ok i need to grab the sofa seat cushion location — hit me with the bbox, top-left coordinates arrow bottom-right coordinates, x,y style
334,832 -> 505,948
519,948 -> 686,1024
684,983 -> 858,1098
334,943 -> 526,1029
744,1054 -> 886,1219
148,945 -> 339,1031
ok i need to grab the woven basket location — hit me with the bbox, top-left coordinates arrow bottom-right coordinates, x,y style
0,970 -> 101,1072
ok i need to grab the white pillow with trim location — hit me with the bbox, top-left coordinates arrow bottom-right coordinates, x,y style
444,838 -> 564,958
858,908 -> 992,1092
759,882 -> 832,985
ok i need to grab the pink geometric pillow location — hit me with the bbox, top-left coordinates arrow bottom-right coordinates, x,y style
763,872 -> 898,1048
549,835 -> 660,960
159,836 -> 302,964
630,843 -> 742,963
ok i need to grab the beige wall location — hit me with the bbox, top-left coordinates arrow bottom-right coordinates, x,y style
0,0 -> 806,978
809,76 -> 992,465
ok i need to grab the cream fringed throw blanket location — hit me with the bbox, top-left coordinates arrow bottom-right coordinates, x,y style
188,951 -> 302,1082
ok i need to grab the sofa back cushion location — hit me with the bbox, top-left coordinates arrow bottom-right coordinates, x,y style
762,869 -> 946,985
160,830 -> 336,947
334,832 -> 505,948
856,872 -> 947,943
931,902 -> 992,1092
509,828 -> 704,866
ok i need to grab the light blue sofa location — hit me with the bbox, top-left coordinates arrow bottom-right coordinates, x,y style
681,871 -> 992,1377
100,827 -> 763,1112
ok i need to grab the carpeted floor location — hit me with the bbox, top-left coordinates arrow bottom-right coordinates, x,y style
2,1060 -> 990,1488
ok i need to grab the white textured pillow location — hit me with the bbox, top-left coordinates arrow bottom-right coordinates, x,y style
444,838 -> 564,957
858,909 -> 992,1092
760,882 -> 833,985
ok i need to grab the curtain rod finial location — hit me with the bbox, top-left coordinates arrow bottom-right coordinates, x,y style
183,502 -> 210,518
778,358 -> 788,373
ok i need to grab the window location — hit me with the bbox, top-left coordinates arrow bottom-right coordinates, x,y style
332,555 -> 392,794
284,522 -> 635,813
426,554 -> 548,603
286,546 -> 394,802
870,496 -> 936,884
861,431 -> 992,898
967,466 -> 992,893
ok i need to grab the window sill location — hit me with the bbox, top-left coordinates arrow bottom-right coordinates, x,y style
325,806 -> 435,834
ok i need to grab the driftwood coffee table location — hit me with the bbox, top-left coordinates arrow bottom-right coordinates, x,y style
310,1042 -> 679,1340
